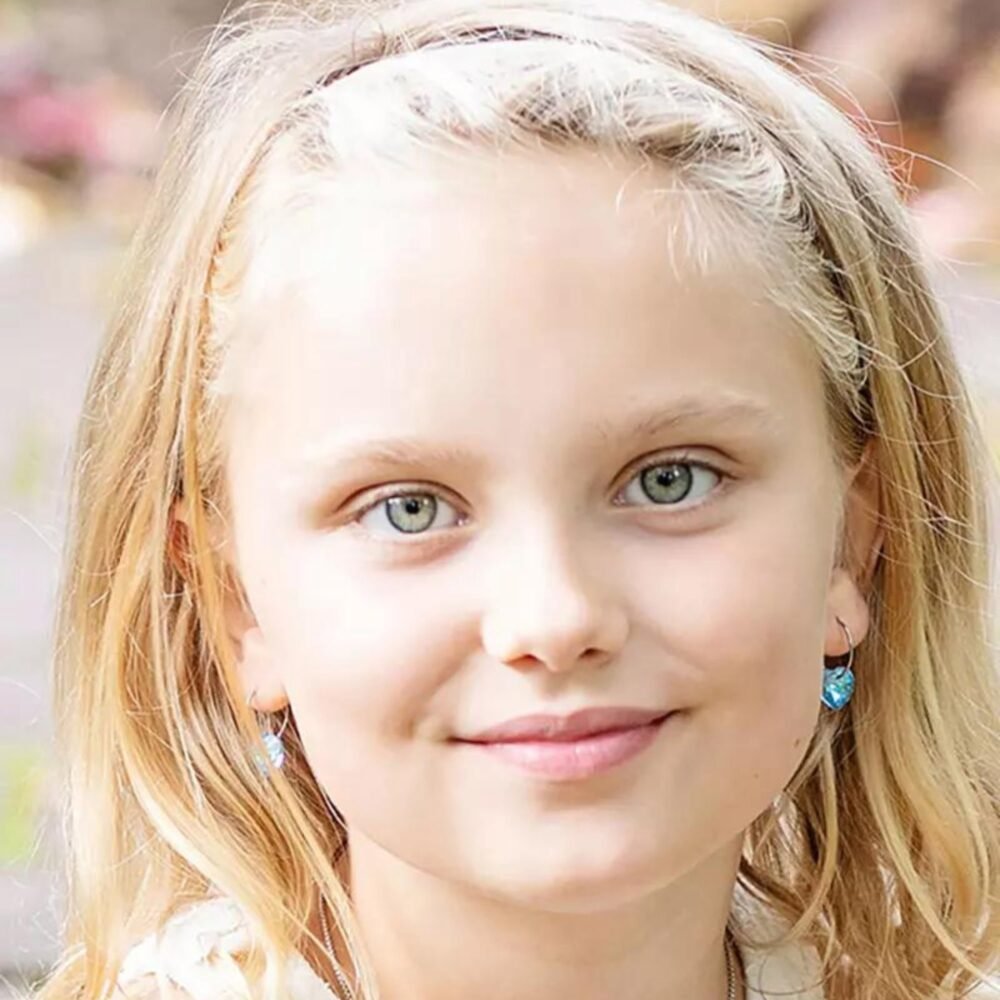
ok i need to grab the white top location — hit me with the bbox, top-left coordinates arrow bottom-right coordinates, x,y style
117,894 -> 999,999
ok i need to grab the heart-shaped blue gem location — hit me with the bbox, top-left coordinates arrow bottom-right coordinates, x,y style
821,666 -> 855,711
255,732 -> 286,775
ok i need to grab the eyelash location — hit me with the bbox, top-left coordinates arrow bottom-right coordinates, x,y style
343,452 -> 731,544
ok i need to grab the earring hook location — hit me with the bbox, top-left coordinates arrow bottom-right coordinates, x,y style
834,616 -> 855,669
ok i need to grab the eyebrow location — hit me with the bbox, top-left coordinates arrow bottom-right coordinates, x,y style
293,392 -> 780,487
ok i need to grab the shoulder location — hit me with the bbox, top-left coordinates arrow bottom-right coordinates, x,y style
741,934 -> 825,1000
117,979 -> 199,1000
967,977 -> 1000,999
737,905 -> 826,999
117,896 -> 337,1000
738,909 -> 1000,1000
117,897 -> 254,999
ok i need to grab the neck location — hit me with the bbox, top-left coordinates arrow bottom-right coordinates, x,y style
336,830 -> 746,1000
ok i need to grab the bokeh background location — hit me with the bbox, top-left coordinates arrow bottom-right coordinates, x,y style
1,0 -> 998,994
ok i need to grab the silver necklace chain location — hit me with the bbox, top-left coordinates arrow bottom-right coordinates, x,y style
724,926 -> 742,1000
318,897 -> 741,1000
319,898 -> 357,1000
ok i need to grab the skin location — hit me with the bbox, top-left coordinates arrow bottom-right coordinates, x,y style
188,145 -> 882,1000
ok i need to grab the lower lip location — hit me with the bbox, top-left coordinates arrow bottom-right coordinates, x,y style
458,715 -> 673,780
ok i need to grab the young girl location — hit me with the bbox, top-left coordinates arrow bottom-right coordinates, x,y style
36,0 -> 1000,998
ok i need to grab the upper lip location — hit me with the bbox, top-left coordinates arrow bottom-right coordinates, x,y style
457,706 -> 673,743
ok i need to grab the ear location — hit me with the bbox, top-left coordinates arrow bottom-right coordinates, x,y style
825,438 -> 884,654
168,498 -> 288,711
841,437 -> 884,594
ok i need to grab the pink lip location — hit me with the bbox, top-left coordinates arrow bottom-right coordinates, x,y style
458,706 -> 672,744
455,713 -> 676,780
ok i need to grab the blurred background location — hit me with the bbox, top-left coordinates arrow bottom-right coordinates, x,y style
1,0 -> 998,994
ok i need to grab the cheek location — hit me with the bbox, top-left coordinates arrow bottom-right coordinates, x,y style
706,529 -> 828,701
245,530 -> 469,734
635,524 -> 831,675
628,491 -> 835,800
246,546 -> 472,817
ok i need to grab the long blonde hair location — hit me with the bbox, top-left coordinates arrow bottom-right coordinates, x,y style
38,1 -> 1000,998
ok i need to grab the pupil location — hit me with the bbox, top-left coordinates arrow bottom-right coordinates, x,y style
642,463 -> 691,503
387,494 -> 436,533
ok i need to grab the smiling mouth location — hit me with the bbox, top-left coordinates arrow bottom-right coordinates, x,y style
457,706 -> 674,744
452,712 -> 677,781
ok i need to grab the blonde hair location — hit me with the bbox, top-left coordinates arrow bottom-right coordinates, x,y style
38,1 -> 1000,998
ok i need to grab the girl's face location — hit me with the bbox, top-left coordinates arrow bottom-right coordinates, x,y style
221,146 -> 872,910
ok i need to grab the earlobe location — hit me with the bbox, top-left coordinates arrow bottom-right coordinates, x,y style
206,555 -> 288,712
238,626 -> 288,712
825,568 -> 871,654
168,499 -> 287,711
825,440 -> 882,655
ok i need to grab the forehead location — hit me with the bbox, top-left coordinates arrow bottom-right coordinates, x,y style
224,145 -> 823,468
240,144 -> 766,320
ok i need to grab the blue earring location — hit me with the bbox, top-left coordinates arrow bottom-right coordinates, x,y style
822,617 -> 856,711
248,688 -> 290,776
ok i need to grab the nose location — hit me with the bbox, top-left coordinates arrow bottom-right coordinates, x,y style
479,520 -> 629,674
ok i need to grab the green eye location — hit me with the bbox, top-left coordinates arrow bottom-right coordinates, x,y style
384,494 -> 438,534
354,488 -> 463,538
616,459 -> 723,510
350,457 -> 727,542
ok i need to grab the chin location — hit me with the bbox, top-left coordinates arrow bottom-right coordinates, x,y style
470,841 -> 680,915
